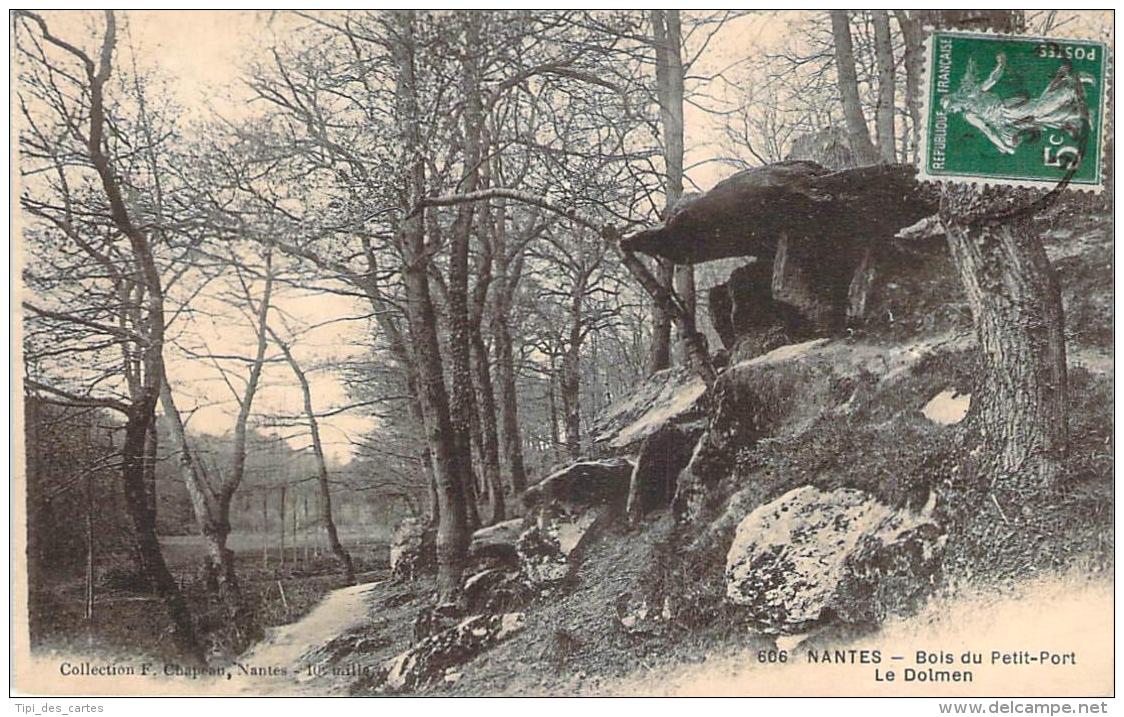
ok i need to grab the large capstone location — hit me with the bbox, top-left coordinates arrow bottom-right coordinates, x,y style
522,457 -> 634,513
725,485 -> 946,633
621,161 -> 936,265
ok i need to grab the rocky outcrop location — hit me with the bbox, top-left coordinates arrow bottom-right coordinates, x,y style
725,485 -> 945,633
389,518 -> 435,579
523,458 -> 634,513
626,420 -> 705,521
467,518 -> 525,570
674,334 -> 974,521
517,506 -> 606,586
591,368 -> 706,453
377,613 -> 526,693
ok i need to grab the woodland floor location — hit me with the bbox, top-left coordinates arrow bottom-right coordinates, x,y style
27,534 -> 388,666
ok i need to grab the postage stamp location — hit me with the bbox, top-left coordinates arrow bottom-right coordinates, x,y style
919,31 -> 1108,189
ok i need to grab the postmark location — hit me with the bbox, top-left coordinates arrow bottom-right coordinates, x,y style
919,30 -> 1107,190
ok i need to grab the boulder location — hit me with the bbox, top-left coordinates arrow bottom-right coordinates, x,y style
626,420 -> 705,521
725,485 -> 945,633
462,568 -> 534,613
674,334 -> 975,522
523,458 -> 634,513
379,612 -> 526,693
591,367 -> 707,452
389,518 -> 435,579
708,259 -> 806,352
467,518 -> 525,570
517,506 -> 606,586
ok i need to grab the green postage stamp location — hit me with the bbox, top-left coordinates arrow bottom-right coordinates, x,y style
920,31 -> 1108,189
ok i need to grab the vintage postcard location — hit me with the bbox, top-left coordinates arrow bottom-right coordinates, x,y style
9,9 -> 1115,705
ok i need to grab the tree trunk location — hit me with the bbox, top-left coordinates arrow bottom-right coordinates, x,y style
940,178 -> 1068,490
272,333 -> 355,584
85,469 -> 94,620
561,276 -> 585,459
426,468 -> 439,527
648,9 -> 685,373
471,329 -> 505,523
122,407 -> 201,661
931,10 -> 1065,488
659,11 -> 694,361
392,10 -> 469,605
80,11 -> 199,661
446,13 -> 487,533
872,10 -> 896,163
143,422 -> 158,523
492,225 -> 528,495
279,483 -> 286,570
547,364 -> 561,458
292,498 -> 299,566
159,378 -> 242,605
560,353 -> 582,459
830,10 -> 880,165
894,11 -> 924,162
654,10 -> 696,366
648,260 -> 673,372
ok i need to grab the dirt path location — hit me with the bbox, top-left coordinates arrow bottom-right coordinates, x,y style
227,580 -> 385,695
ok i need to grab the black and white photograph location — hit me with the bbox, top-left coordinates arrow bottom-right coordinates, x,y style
9,9 -> 1115,703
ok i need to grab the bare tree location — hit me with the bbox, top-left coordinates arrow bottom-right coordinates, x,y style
268,326 -> 356,584
871,10 -> 896,162
391,10 -> 470,603
159,244 -> 275,638
15,9 -> 200,660
894,11 -> 925,162
830,11 -> 879,165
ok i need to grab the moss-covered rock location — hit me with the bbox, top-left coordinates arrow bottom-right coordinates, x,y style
725,485 -> 945,633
